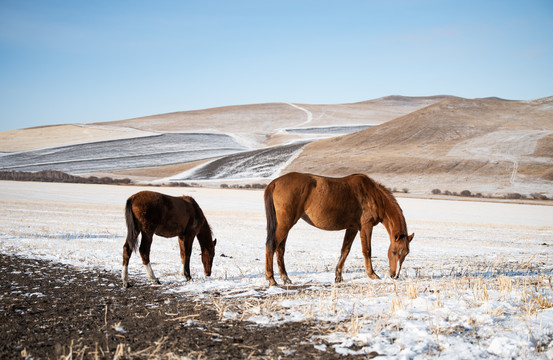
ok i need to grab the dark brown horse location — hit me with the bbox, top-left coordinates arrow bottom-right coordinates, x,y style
264,172 -> 413,286
122,191 -> 216,288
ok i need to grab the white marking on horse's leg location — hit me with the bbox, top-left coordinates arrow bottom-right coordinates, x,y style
180,263 -> 185,277
122,265 -> 128,287
144,263 -> 159,284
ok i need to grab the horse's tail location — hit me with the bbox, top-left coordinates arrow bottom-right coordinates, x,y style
264,182 -> 277,253
125,197 -> 140,252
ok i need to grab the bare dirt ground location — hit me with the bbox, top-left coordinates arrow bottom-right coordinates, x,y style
0,254 -> 367,360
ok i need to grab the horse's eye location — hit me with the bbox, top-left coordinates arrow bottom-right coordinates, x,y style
392,251 -> 397,256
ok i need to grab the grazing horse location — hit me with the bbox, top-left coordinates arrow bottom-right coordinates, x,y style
122,191 -> 216,288
264,172 -> 413,286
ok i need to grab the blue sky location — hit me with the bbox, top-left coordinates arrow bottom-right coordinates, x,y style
1,0 -> 552,131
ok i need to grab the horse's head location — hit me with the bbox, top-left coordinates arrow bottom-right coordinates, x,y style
388,233 -> 414,279
201,238 -> 217,276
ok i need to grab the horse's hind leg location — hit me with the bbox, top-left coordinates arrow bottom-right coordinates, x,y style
266,224 -> 292,286
276,234 -> 292,285
265,243 -> 278,286
122,240 -> 133,288
335,229 -> 358,283
139,233 -> 160,285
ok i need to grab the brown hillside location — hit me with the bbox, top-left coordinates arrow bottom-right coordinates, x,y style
285,97 -> 553,195
1,96 -> 451,153
98,96 -> 454,148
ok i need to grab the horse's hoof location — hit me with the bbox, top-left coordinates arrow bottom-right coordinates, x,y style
335,277 -> 343,283
369,273 -> 380,280
123,282 -> 133,288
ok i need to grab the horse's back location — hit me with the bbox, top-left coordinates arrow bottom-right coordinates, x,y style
269,172 -> 366,230
270,172 -> 316,203
129,190 -> 163,205
128,191 -> 195,236
130,191 -> 188,210
270,172 -> 368,196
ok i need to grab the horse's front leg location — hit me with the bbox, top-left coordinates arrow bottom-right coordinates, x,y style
335,229 -> 358,283
139,233 -> 161,285
360,225 -> 380,280
178,236 -> 193,281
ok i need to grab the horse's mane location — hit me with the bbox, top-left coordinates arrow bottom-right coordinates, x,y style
186,196 -> 214,240
365,176 -> 408,234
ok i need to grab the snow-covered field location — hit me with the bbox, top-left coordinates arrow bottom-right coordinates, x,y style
1,181 -> 553,358
0,133 -> 247,174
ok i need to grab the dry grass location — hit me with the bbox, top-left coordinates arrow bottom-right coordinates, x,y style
209,255 -> 553,358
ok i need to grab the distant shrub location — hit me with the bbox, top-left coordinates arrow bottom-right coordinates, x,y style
402,188 -> 409,194
169,182 -> 191,187
431,189 -> 441,195
530,193 -> 549,200
251,183 -> 267,189
220,184 -> 229,189
0,170 -> 131,185
460,190 -> 472,197
505,193 -> 523,199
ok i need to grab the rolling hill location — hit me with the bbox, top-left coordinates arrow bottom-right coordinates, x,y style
284,97 -> 553,196
0,96 -> 452,153
1,95 -> 552,197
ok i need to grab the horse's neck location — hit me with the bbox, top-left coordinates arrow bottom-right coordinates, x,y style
197,220 -> 213,249
378,189 -> 406,237
383,212 -> 405,238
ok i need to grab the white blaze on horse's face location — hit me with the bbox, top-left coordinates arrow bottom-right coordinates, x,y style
388,233 -> 414,279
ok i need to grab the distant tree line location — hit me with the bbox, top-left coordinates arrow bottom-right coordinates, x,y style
0,170 -> 132,185
431,188 -> 550,200
220,183 -> 267,189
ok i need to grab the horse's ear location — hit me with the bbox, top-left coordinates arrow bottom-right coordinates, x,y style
408,233 -> 414,243
213,238 -> 217,247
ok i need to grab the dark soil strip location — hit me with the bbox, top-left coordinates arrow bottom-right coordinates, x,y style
0,254 -> 366,359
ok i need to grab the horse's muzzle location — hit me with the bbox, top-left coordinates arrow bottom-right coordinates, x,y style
389,270 -> 401,279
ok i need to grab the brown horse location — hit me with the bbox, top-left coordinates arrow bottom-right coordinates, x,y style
122,191 -> 216,288
264,172 -> 413,286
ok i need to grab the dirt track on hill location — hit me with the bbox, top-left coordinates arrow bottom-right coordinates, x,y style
0,254 -> 368,359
